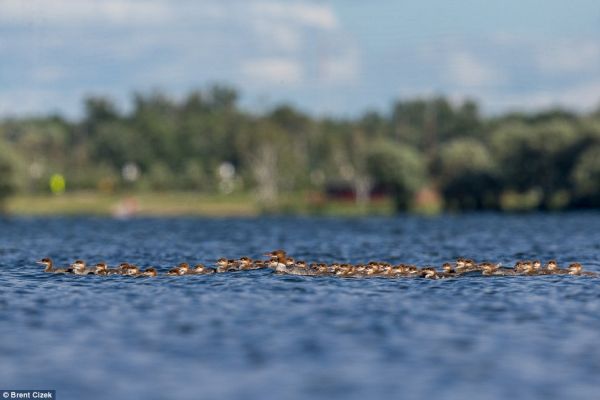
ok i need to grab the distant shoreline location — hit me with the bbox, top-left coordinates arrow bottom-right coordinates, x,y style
4,191 -> 597,217
4,191 -> 397,217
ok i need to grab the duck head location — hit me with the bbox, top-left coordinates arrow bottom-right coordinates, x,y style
37,257 -> 53,272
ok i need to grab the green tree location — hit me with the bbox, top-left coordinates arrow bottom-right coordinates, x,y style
438,138 -> 499,210
571,145 -> 600,207
367,141 -> 425,211
0,141 -> 17,211
491,121 -> 579,209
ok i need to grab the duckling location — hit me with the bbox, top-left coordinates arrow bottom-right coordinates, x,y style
137,267 -> 158,277
544,260 -> 568,275
192,264 -> 215,275
105,263 -> 122,275
177,263 -> 191,274
216,258 -> 238,273
94,263 -> 108,276
532,260 -> 543,274
335,263 -> 355,276
71,260 -> 95,275
405,265 -> 420,277
363,264 -> 377,275
252,260 -> 267,269
166,267 -> 183,276
313,263 -> 330,275
568,263 -> 597,276
238,257 -> 255,270
420,267 -> 439,279
329,263 -> 342,275
518,261 -> 537,276
481,263 -> 500,276
491,262 -> 519,276
440,263 -> 456,278
124,265 -> 140,276
379,264 -> 394,276
351,264 -> 364,274
285,258 -> 296,268
389,264 -> 406,276
341,265 -> 358,277
116,263 -> 131,275
37,257 -> 69,274
166,263 -> 187,276
464,259 -> 479,272
455,257 -> 467,273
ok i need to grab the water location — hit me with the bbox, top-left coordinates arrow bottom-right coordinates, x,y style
1,213 -> 599,400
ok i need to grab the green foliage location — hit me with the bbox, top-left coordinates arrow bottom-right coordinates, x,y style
0,140 -> 17,210
491,121 -> 580,209
571,145 -> 600,206
438,138 -> 499,210
1,87 -> 599,212
367,141 -> 425,210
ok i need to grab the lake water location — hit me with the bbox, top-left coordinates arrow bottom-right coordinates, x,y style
1,214 -> 599,400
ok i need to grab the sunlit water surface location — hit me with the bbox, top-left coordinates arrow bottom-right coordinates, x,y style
1,214 -> 599,400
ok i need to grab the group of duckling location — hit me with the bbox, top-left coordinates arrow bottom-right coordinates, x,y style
38,250 -> 596,279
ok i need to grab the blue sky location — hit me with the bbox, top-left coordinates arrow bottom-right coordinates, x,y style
1,0 -> 599,117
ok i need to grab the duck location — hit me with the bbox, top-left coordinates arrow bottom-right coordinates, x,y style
568,263 -> 597,276
94,263 -> 109,276
517,261 -> 538,276
116,263 -> 132,275
238,257 -> 255,270
282,261 -> 320,276
420,267 -> 439,279
215,258 -> 240,272
480,263 -> 500,276
335,263 -> 357,277
389,264 -> 407,276
103,263 -> 122,275
544,260 -> 568,275
71,260 -> 95,275
405,265 -> 420,277
267,259 -> 287,273
37,257 -> 69,274
124,265 -> 140,276
455,258 -> 467,273
440,263 -> 456,278
379,264 -> 394,276
192,264 -> 215,275
265,250 -> 289,272
315,263 -> 331,275
139,267 -> 158,277
167,262 -> 189,276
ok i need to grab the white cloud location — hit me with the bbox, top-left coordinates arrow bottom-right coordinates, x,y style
0,0 -> 179,25
241,58 -> 303,85
251,22 -> 303,53
491,81 -> 600,112
250,1 -> 338,30
447,51 -> 505,87
319,48 -> 360,84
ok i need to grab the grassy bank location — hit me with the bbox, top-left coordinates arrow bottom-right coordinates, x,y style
5,192 -> 396,217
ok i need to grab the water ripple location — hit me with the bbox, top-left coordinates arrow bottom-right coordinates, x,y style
0,213 -> 599,400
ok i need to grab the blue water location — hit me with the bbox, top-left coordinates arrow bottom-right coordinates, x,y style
1,214 -> 599,400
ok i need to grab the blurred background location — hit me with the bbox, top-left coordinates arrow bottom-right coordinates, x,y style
0,0 -> 599,216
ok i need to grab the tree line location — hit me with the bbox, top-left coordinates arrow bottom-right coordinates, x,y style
0,85 -> 599,212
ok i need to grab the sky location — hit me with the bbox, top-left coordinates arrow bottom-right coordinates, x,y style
1,0 -> 600,118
